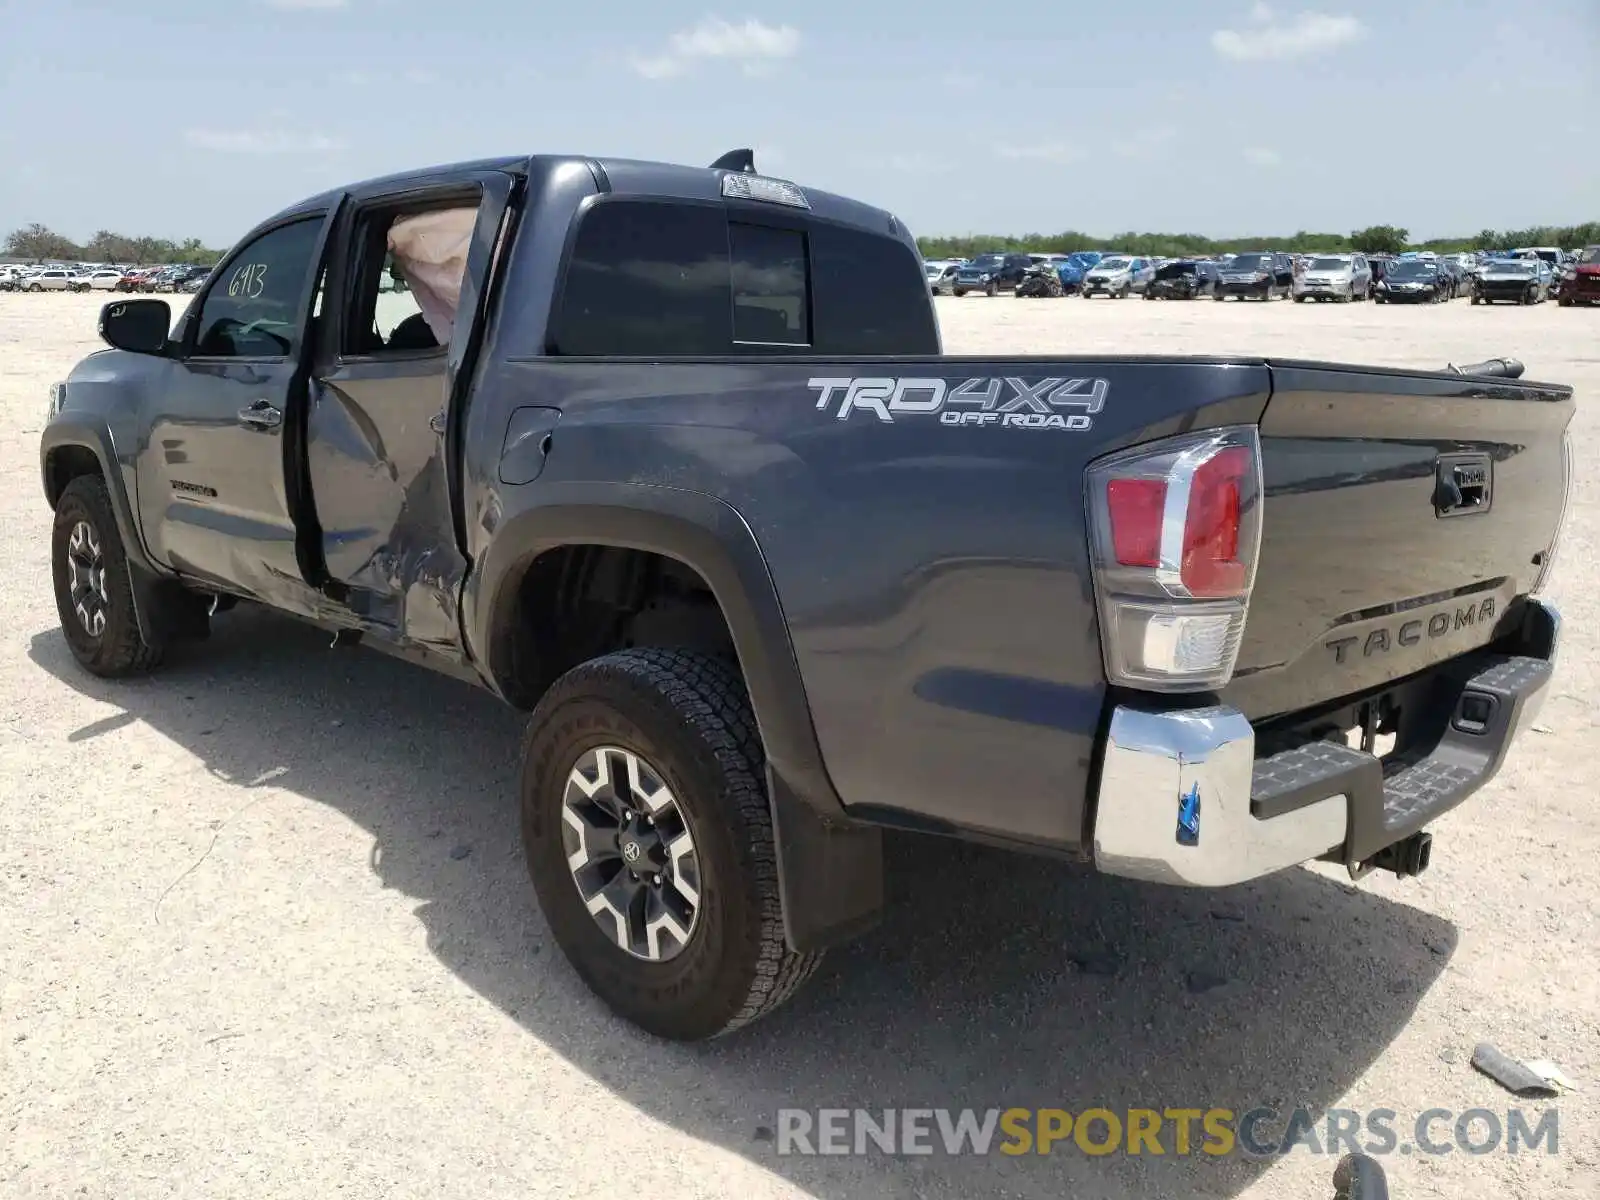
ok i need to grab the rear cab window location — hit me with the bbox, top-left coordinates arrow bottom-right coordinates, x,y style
547,195 -> 937,357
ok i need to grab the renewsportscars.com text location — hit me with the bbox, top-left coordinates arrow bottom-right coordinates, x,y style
775,1106 -> 1559,1159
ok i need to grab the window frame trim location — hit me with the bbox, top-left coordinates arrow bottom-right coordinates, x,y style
331,180 -> 488,365
180,211 -> 332,364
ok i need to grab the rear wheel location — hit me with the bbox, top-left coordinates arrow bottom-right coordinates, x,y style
51,475 -> 167,677
520,648 -> 822,1041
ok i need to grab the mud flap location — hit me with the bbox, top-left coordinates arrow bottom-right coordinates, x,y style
768,766 -> 884,954
128,561 -> 210,644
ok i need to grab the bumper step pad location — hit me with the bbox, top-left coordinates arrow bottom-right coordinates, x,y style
1249,654 -> 1553,870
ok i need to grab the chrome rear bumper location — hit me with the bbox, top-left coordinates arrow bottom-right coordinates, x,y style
1091,600 -> 1559,888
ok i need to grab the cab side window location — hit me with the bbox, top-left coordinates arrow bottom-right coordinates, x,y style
193,218 -> 324,358
341,201 -> 483,358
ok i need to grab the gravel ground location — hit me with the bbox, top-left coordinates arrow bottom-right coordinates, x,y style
2,291 -> 1595,1199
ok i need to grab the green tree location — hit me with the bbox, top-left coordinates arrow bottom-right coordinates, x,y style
84,230 -> 139,264
1349,225 -> 1410,255
4,223 -> 82,262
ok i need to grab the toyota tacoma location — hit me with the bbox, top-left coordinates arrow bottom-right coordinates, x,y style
41,149 -> 1573,1041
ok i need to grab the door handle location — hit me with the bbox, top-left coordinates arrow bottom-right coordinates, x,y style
237,400 -> 282,430
428,411 -> 447,436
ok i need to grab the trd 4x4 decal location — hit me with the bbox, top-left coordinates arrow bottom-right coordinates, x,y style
807,376 -> 1108,431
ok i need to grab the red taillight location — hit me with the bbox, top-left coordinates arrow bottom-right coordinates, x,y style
1107,479 -> 1166,567
1086,427 -> 1263,693
1180,446 -> 1248,597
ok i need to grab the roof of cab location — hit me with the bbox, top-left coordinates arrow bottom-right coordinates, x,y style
253,152 -> 903,240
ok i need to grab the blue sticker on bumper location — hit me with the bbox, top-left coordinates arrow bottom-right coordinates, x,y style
1177,782 -> 1201,846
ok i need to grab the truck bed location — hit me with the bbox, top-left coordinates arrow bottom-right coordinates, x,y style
487,350 -> 1572,855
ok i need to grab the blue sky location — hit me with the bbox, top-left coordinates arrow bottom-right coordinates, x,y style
1,1 -> 1594,247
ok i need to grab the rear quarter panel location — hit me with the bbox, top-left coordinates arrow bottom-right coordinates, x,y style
473,356 -> 1270,852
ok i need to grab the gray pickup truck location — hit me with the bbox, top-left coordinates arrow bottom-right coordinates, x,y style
41,149 -> 1573,1041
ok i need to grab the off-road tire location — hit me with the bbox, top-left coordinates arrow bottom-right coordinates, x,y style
520,647 -> 822,1040
51,475 -> 166,677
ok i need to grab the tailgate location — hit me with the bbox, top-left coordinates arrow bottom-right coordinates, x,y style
1221,362 -> 1573,721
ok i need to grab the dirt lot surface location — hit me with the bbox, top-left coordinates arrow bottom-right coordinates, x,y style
3,291 -> 1596,1199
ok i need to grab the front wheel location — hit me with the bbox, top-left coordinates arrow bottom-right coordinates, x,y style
520,647 -> 822,1041
51,475 -> 167,677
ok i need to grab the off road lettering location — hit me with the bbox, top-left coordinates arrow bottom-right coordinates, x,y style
807,376 -> 1107,431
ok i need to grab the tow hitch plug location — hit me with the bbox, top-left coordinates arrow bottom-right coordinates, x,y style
1371,831 -> 1433,879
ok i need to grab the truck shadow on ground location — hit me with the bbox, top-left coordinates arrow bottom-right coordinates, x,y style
30,609 -> 1457,1199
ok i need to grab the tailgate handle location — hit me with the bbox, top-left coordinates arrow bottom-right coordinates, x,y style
1434,454 -> 1492,517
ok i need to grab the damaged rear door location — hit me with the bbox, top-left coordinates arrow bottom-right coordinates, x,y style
303,169 -> 518,664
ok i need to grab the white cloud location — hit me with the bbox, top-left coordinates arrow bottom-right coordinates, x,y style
1211,8 -> 1366,61
629,16 -> 801,80
184,128 -> 345,154
1242,146 -> 1281,166
994,142 -> 1082,164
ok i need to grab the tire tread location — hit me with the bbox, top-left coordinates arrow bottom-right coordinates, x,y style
523,646 -> 821,1037
53,474 -> 165,676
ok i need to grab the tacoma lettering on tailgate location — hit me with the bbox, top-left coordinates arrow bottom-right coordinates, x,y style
1325,598 -> 1498,664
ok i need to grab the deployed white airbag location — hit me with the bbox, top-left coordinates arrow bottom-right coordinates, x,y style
386,206 -> 478,345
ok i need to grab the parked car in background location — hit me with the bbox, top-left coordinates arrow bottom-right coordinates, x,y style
1081,255 -> 1153,298
1472,258 -> 1548,305
923,258 -> 961,295
1292,253 -> 1371,302
1435,258 -> 1466,300
1053,250 -> 1102,294
179,268 -> 212,294
1376,259 -> 1450,303
1556,245 -> 1600,307
1512,246 -> 1563,271
1216,251 -> 1294,300
951,251 -> 1032,296
25,269 -> 72,292
1015,258 -> 1066,297
1145,259 -> 1220,299
72,269 -> 126,293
